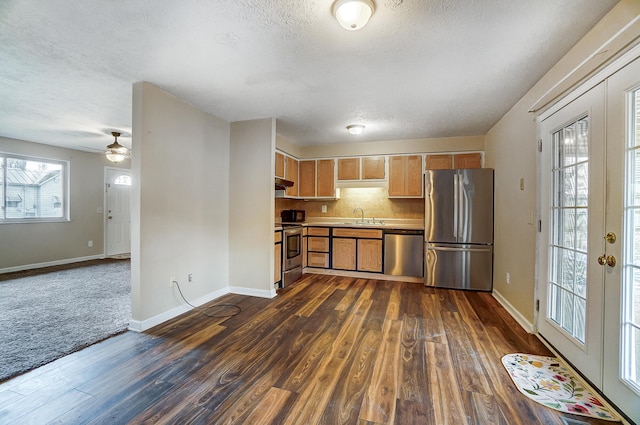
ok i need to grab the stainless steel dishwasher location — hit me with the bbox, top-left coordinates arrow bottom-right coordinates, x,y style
384,229 -> 424,277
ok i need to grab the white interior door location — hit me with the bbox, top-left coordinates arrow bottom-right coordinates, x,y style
602,55 -> 640,421
538,83 -> 607,389
105,168 -> 131,256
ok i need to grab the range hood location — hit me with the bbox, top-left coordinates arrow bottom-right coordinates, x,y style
275,177 -> 294,190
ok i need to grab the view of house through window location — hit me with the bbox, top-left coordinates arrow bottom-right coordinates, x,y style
0,154 -> 67,221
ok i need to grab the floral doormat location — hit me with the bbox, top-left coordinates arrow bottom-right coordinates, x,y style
501,353 -> 619,421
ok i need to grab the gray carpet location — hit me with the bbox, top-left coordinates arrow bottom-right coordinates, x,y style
0,260 -> 131,382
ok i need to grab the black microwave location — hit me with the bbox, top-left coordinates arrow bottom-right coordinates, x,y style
281,209 -> 306,223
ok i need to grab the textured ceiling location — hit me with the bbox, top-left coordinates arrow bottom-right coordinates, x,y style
0,0 -> 619,152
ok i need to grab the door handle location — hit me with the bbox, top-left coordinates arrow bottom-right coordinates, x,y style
597,255 -> 616,267
604,232 -> 616,244
108,216 -> 113,219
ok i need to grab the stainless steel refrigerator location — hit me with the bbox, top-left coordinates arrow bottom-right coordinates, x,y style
424,169 -> 494,291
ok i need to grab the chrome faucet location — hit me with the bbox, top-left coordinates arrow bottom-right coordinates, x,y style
353,208 -> 364,223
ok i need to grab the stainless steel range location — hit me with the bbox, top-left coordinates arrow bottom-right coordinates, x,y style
282,224 -> 302,287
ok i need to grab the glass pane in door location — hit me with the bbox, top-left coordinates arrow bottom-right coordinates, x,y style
623,88 -> 640,393
549,117 -> 589,344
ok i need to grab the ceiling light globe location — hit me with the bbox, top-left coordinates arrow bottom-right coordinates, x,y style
347,124 -> 365,135
333,0 -> 375,31
105,151 -> 126,163
105,132 -> 130,163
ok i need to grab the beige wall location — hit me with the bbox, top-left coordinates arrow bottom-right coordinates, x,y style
0,136 -> 128,270
229,118 -> 277,295
131,82 -> 230,326
290,135 -> 484,159
485,0 -> 640,325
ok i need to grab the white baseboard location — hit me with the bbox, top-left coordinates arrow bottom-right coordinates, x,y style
228,285 -> 277,298
0,254 -> 105,274
129,284 -> 277,332
492,289 -> 535,333
128,286 -> 230,332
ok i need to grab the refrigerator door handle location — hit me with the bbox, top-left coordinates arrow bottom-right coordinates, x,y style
457,173 -> 464,239
453,173 -> 458,238
427,246 -> 492,253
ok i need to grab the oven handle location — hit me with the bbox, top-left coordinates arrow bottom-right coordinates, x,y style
284,228 -> 303,236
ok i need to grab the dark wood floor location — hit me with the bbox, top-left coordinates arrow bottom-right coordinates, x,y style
0,274 -> 617,424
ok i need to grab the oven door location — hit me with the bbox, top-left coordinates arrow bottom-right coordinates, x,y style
284,228 -> 302,270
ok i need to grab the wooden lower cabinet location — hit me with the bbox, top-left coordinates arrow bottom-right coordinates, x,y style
304,226 -> 383,273
308,236 -> 329,252
307,227 -> 330,268
302,232 -> 307,268
332,238 -> 356,270
308,252 -> 329,268
357,239 -> 383,272
274,230 -> 282,286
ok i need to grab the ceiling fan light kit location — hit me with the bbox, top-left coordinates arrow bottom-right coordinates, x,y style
105,132 -> 130,163
332,0 -> 375,31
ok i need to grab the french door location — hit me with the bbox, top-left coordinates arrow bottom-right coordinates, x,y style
538,55 -> 640,421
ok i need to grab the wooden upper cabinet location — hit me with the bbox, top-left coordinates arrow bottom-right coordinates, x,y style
389,155 -> 423,197
316,159 -> 335,197
388,156 -> 406,197
425,154 -> 453,170
454,153 -> 482,169
362,156 -> 385,179
298,160 -> 316,198
337,158 -> 360,180
285,156 -> 298,197
275,152 -> 285,178
405,155 -> 423,196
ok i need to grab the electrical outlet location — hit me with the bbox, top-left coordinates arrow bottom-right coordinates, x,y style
506,272 -> 511,284
169,276 -> 176,287
322,204 -> 327,213
188,273 -> 193,282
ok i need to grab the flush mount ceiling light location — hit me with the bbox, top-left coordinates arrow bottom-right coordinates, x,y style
105,132 -> 130,163
347,124 -> 365,135
332,0 -> 375,31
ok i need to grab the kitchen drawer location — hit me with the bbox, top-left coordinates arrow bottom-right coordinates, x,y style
333,228 -> 383,239
307,227 -> 330,236
274,231 -> 282,243
307,252 -> 329,268
308,236 -> 329,252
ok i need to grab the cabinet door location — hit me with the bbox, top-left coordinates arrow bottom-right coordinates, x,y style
338,158 -> 360,180
302,236 -> 307,268
274,243 -> 282,284
388,156 -> 406,196
298,160 -> 316,197
362,156 -> 385,179
425,154 -> 453,170
316,159 -> 335,197
357,239 -> 382,272
333,238 -> 356,270
454,153 -> 482,169
405,155 -> 423,196
307,252 -> 329,268
275,152 -> 285,178
285,156 -> 298,197
308,236 -> 329,252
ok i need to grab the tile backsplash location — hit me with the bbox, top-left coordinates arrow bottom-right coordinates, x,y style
276,187 -> 424,220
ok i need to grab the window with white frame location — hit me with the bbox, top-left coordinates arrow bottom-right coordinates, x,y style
0,153 -> 68,222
